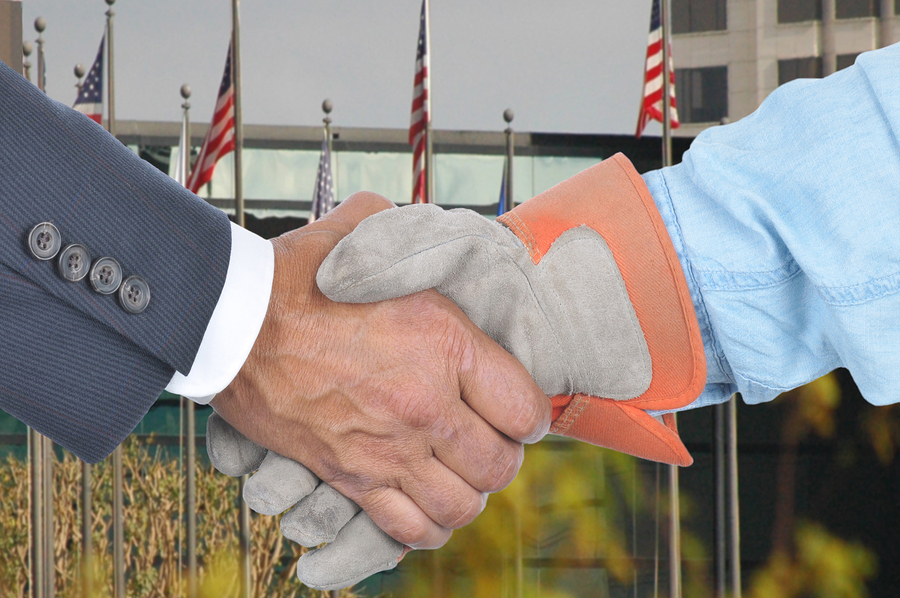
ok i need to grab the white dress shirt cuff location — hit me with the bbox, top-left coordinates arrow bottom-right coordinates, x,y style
165,222 -> 274,404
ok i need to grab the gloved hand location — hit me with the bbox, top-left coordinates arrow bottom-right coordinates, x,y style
317,153 -> 706,464
211,153 -> 707,591
205,412 -> 405,590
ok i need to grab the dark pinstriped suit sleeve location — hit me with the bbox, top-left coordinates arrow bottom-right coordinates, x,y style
0,61 -> 231,462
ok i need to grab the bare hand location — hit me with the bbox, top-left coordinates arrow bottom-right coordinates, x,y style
210,192 -> 552,550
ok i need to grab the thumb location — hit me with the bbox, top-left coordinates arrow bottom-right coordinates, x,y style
271,191 -> 397,285
317,205 -> 518,303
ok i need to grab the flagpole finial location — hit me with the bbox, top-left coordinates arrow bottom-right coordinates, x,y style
181,84 -> 191,111
34,17 -> 46,34
22,41 -> 33,58
74,64 -> 85,91
322,99 -> 333,125
503,108 -> 514,124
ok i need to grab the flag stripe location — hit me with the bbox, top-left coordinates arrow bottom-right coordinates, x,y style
186,43 -> 236,194
636,0 -> 680,138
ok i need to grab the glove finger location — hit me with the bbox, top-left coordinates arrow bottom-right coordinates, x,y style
295,510 -> 406,591
206,412 -> 267,477
317,204 -> 522,304
281,482 -> 361,546
243,451 -> 319,516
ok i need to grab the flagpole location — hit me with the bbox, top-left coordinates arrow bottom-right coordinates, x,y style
714,403 -> 726,598
660,0 -> 673,168
232,0 -> 245,229
659,1 -> 682,597
503,108 -> 514,214
22,40 -> 32,82
30,426 -> 44,598
323,99 -> 333,168
728,396 -> 742,598
102,4 -> 124,598
74,59 -> 94,597
178,83 -> 199,598
106,0 -> 115,138
231,4 -> 251,595
34,17 -> 44,92
423,0 -> 434,204
34,18 -> 55,598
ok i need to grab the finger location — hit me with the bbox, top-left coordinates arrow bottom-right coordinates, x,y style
243,451 -> 319,516
317,204 -> 511,303
206,412 -> 268,477
295,510 -> 406,591
313,191 -> 395,232
459,326 -> 552,444
396,458 -> 488,532
281,483 -> 360,546
428,402 -> 525,493
356,485 -> 451,550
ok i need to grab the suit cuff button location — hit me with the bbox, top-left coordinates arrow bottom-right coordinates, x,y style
89,257 -> 123,295
28,222 -> 62,260
119,275 -> 150,314
57,244 -> 91,282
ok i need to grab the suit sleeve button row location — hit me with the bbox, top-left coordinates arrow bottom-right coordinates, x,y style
27,222 -> 150,314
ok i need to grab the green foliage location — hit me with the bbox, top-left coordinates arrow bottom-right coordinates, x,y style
0,438 -> 354,598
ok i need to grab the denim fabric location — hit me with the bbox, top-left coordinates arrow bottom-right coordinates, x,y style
644,43 -> 900,411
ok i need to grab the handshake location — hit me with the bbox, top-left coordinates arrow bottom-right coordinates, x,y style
207,155 -> 707,590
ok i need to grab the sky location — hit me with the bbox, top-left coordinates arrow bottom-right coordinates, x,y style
19,1 -> 658,136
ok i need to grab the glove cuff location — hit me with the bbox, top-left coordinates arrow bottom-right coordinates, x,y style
498,153 -> 705,466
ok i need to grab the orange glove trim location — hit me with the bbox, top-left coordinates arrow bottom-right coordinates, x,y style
498,153 -> 704,466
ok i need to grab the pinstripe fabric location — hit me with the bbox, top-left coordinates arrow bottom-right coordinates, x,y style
0,61 -> 231,462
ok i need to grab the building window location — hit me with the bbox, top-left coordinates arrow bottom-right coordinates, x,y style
836,53 -> 861,71
675,66 -> 728,123
778,57 -> 823,85
835,0 -> 880,18
778,0 -> 822,22
672,0 -> 727,34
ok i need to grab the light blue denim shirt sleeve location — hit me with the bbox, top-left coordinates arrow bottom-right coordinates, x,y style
643,43 -> 900,412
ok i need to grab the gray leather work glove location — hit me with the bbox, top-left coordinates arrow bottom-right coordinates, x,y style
315,155 -> 705,464
205,412 -> 404,590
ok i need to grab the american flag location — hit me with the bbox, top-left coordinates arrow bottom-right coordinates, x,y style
636,0 -> 679,138
73,36 -> 104,124
186,43 -> 236,194
409,0 -> 430,204
309,130 -> 334,223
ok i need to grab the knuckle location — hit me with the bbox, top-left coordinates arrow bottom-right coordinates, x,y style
390,519 -> 430,547
389,384 -> 442,430
481,442 -> 523,493
507,395 -> 549,442
439,491 -> 486,530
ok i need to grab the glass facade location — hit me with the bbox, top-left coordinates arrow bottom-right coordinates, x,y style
835,0 -> 880,18
778,56 -> 824,85
778,0 -> 823,22
672,0 -> 728,34
675,66 -> 729,124
836,52 -> 861,71
175,146 -> 603,219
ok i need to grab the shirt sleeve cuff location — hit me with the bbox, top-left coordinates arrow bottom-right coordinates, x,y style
164,222 -> 274,404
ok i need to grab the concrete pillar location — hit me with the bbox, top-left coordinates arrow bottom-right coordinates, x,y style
0,1 -> 22,73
